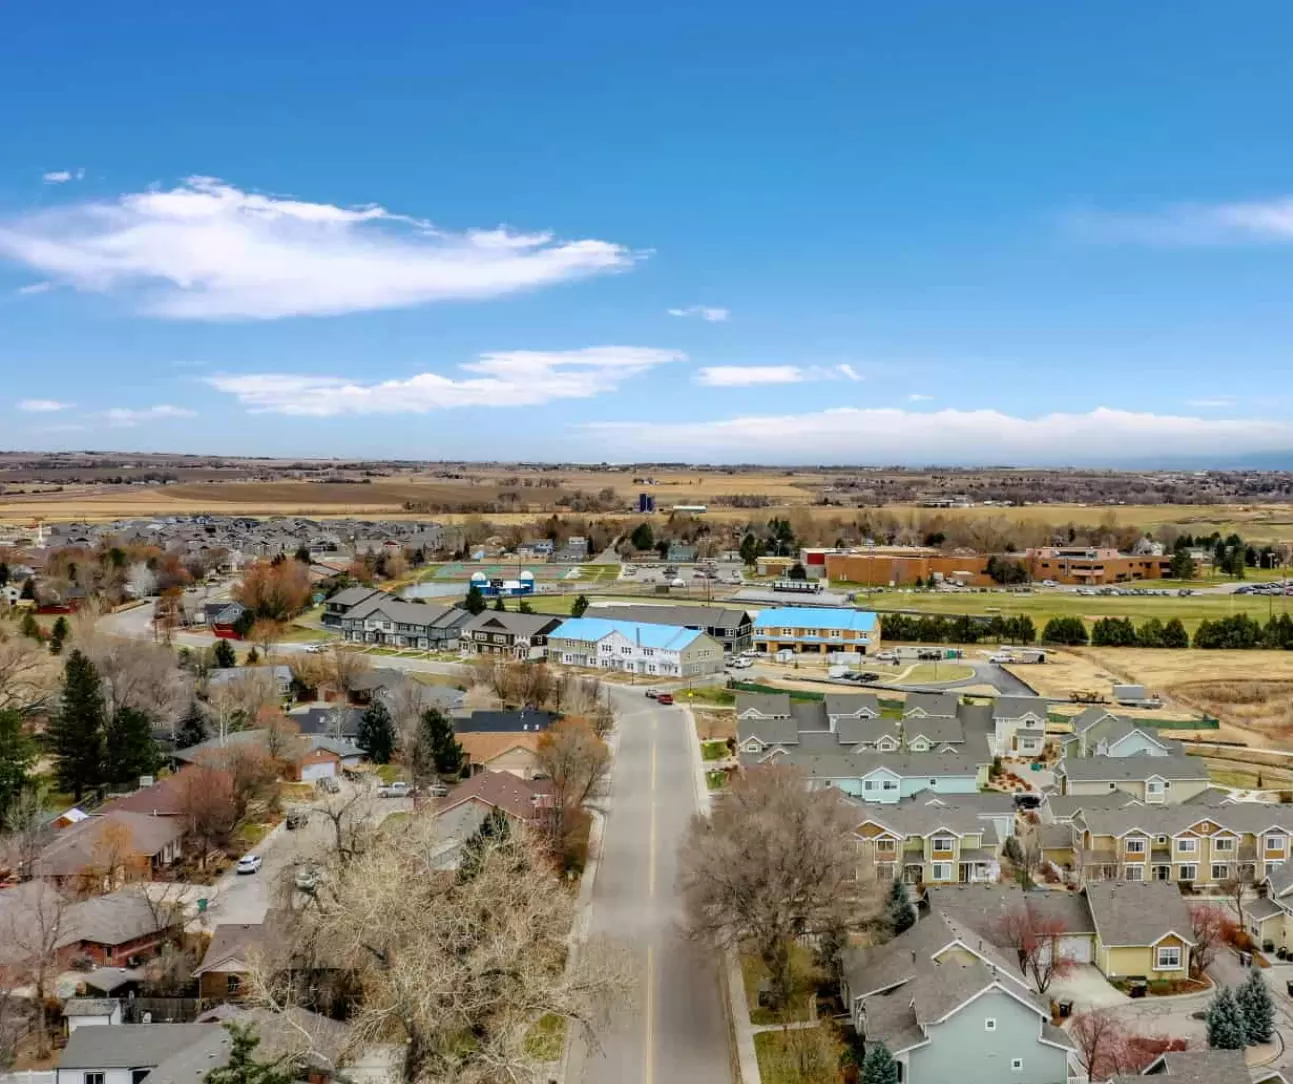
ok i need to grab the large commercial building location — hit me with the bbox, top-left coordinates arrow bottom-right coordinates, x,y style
824,546 -> 1173,587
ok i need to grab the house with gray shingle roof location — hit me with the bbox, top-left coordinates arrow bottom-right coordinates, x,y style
742,749 -> 988,802
850,798 -> 1007,886
1084,881 -> 1194,981
1108,1049 -> 1289,1084
990,696 -> 1050,758
840,911 -> 1073,1084
1057,753 -> 1211,805
903,692 -> 959,719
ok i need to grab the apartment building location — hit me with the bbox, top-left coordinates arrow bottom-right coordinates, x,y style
339,597 -> 469,650
1055,753 -> 1211,804
751,606 -> 880,655
851,797 -> 1012,886
460,611 -> 563,660
989,696 -> 1050,758
547,617 -> 724,677
1060,805 -> 1293,887
589,602 -> 754,652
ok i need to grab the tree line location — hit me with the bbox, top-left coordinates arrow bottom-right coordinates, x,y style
1036,612 -> 1293,650
879,611 -> 1038,645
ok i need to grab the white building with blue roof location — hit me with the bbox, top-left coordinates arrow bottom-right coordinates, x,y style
752,606 -> 880,655
548,617 -> 725,677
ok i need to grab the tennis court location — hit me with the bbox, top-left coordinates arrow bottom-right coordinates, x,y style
429,562 -> 619,583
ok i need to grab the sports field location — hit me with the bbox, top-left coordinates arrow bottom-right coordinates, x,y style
426,562 -> 619,583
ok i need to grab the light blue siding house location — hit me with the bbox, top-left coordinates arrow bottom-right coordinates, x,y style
748,750 -> 987,802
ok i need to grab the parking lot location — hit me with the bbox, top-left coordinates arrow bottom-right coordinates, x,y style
615,560 -> 746,587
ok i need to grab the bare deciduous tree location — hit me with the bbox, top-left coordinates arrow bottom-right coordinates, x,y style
330,645 -> 372,698
254,816 -> 632,1083
1188,903 -> 1235,977
535,720 -> 610,845
988,902 -> 1077,994
72,623 -> 188,723
175,763 -> 239,867
0,635 -> 59,714
207,670 -> 278,742
677,764 -> 864,1011
127,562 -> 158,599
1,881 -> 67,1058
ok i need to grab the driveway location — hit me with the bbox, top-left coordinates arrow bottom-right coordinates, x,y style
1046,965 -> 1128,1012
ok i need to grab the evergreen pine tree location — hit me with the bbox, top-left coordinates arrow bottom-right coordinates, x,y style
204,1023 -> 295,1084
19,612 -> 40,641
1237,969 -> 1275,1044
457,806 -> 512,882
177,700 -> 209,748
104,707 -> 160,786
571,594 -> 590,618
49,615 -> 69,656
884,879 -> 915,935
0,709 -> 36,826
422,708 -> 465,777
213,638 -> 237,668
861,1041 -> 900,1084
464,584 -> 486,615
1206,985 -> 1248,1050
356,700 -> 396,764
246,647 -> 259,664
493,596 -> 506,612
50,650 -> 106,800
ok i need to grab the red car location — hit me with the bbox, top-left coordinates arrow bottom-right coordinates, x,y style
656,693 -> 674,705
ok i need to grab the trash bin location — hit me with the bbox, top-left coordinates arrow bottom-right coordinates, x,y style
1128,979 -> 1148,999
1057,1000 -> 1073,1018
1287,980 -> 1293,999
1240,951 -> 1253,968
197,897 -> 208,913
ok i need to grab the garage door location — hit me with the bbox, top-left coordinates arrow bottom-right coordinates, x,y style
300,761 -> 337,783
1058,935 -> 1093,964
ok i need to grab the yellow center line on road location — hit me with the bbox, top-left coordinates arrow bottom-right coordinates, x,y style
649,739 -> 657,898
644,944 -> 655,1084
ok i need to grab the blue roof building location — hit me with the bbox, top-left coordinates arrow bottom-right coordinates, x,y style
752,607 -> 880,654
548,617 -> 724,678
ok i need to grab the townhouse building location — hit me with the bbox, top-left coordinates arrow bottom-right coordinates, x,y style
989,696 -> 1050,758
1055,753 -> 1211,804
1060,709 -> 1182,758
751,606 -> 880,655
321,585 -> 382,628
588,602 -> 755,652
851,797 -> 1012,886
1061,804 -> 1293,888
339,597 -> 469,651
547,617 -> 724,677
460,610 -> 563,660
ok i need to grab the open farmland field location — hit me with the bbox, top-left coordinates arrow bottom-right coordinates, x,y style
864,586 -> 1289,634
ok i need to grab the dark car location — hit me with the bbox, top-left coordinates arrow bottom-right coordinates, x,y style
1013,793 -> 1042,810
285,809 -> 309,830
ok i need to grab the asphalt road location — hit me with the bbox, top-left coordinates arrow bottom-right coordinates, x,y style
568,686 -> 730,1084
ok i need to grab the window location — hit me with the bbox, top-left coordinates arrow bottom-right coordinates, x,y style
875,838 -> 897,853
227,974 -> 242,995
1125,865 -> 1145,881
932,862 -> 953,881
1175,837 -> 1197,853
85,1075 -> 105,1084
882,780 -> 897,791
1155,945 -> 1182,970
1125,838 -> 1146,854
1178,864 -> 1198,881
864,780 -> 876,791
1156,835 -> 1168,845
931,836 -> 954,852
1212,864 -> 1231,881
1215,837 -> 1235,851
984,1018 -> 997,1031
1011,1059 -> 1023,1072
1267,833 -> 1288,852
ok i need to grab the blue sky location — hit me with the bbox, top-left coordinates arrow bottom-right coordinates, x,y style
4,1 -> 1293,464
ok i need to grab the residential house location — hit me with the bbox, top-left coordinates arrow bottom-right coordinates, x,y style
589,602 -> 755,652
61,888 -> 184,968
172,728 -> 360,782
321,585 -> 382,627
1056,754 -> 1212,804
1084,881 -> 1194,981
989,696 -> 1050,758
457,732 -> 546,779
1061,711 -> 1182,758
204,601 -> 247,638
452,708 -> 557,734
56,1023 -> 220,1084
430,771 -> 554,869
1237,855 -> 1293,951
461,610 -> 563,660
32,810 -> 185,893
736,693 -> 899,760
751,607 -> 880,655
1065,804 -> 1293,888
928,884 -> 1099,967
840,911 -> 1073,1084
851,798 -> 1010,886
207,664 -> 292,699
745,748 -> 987,801
902,714 -> 966,752
548,617 -> 724,677
193,917 -> 280,1000
903,692 -> 960,719
339,596 -> 469,650
1109,1050 -> 1289,1084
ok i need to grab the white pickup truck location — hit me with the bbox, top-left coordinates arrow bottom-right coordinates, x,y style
377,781 -> 412,799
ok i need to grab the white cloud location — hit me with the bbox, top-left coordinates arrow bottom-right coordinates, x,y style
694,363 -> 863,387
588,406 -> 1293,465
667,306 -> 730,322
42,169 -> 84,184
908,393 -> 934,402
104,404 -> 197,427
17,399 -> 73,412
0,176 -> 638,319
1187,397 -> 1235,408
1069,197 -> 1293,245
17,281 -> 53,296
208,346 -> 682,416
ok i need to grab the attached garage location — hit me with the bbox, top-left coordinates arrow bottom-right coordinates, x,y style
1057,934 -> 1094,964
295,749 -> 341,783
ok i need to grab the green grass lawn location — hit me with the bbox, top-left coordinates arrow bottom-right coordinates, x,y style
522,1013 -> 567,1061
701,739 -> 729,760
856,585 -> 1293,635
740,945 -> 818,1025
685,685 -> 736,706
236,821 -> 272,846
706,770 -> 727,790
376,763 -> 403,784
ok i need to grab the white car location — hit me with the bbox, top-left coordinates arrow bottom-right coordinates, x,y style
377,781 -> 412,799
304,643 -> 327,654
988,652 -> 1014,664
236,854 -> 262,875
874,650 -> 899,662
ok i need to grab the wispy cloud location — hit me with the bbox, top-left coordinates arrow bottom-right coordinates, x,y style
694,363 -> 862,387
16,281 -> 53,296
589,406 -> 1293,465
0,176 -> 639,319
1069,197 -> 1293,246
42,168 -> 84,184
17,398 -> 74,412
667,306 -> 730,322
1187,397 -> 1236,408
208,346 -> 682,416
104,404 -> 197,427
908,393 -> 934,402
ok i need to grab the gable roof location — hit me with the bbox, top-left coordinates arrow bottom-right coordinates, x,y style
837,715 -> 901,746
32,810 -> 185,877
346,596 -> 466,629
1084,881 -> 1194,948
902,716 -> 965,746
738,716 -> 800,749
436,770 -> 553,822
735,691 -> 792,718
62,888 -> 178,947
461,610 -> 562,638
325,585 -> 383,609
58,1023 -> 219,1070
1059,753 -> 1209,783
1078,803 -> 1293,841
903,692 -> 959,719
550,616 -> 706,650
1116,1049 -> 1258,1084
928,884 -> 1096,937
453,708 -> 558,733
991,695 -> 1050,721
457,731 -> 543,766
824,692 -> 880,717
588,602 -> 753,630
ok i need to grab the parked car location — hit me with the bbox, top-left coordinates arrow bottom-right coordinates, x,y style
874,650 -> 898,662
1013,793 -> 1042,810
656,693 -> 674,705
988,652 -> 1014,664
285,809 -> 309,830
645,688 -> 660,699
377,781 -> 412,798
304,644 -> 327,654
425,782 -> 448,798
315,776 -> 340,794
236,855 -> 262,875
294,865 -> 320,892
